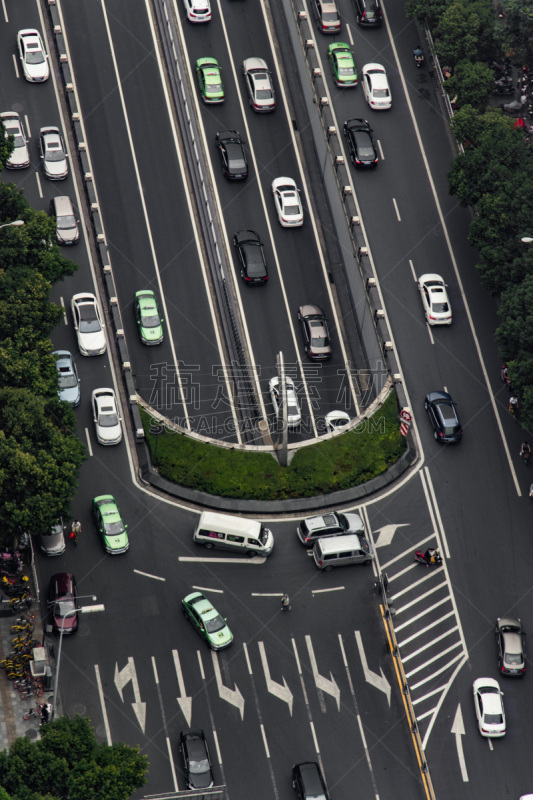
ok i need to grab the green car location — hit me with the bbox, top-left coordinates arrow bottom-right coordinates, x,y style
92,495 -> 129,554
328,43 -> 358,88
182,591 -> 233,650
134,290 -> 164,346
196,57 -> 224,104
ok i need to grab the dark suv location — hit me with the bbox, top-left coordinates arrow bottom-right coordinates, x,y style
353,0 -> 382,26
343,119 -> 378,167
424,391 -> 463,443
293,762 -> 330,800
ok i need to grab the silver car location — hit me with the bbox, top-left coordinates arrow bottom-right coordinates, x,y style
40,519 -> 66,556
53,350 -> 81,407
1,112 -> 30,168
242,58 -> 276,112
38,127 -> 68,180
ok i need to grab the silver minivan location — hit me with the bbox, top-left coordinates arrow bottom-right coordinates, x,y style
40,518 -> 66,556
313,534 -> 373,570
50,195 -> 79,245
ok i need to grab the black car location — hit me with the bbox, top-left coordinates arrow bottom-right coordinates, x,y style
424,391 -> 462,443
180,729 -> 214,789
232,230 -> 268,284
353,0 -> 382,25
495,617 -> 526,676
215,130 -> 248,180
343,119 -> 378,167
293,762 -> 331,800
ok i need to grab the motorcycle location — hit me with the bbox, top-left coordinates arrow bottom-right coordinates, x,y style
414,48 -> 424,68
414,549 -> 443,567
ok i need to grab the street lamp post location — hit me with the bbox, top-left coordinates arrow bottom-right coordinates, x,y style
0,220 -> 24,229
51,602 -> 105,720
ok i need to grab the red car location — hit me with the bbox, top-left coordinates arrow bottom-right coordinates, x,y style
48,573 -> 78,634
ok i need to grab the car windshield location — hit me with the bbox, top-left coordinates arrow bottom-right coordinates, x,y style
256,88 -> 273,100
58,371 -> 78,389
12,134 -> 25,146
373,87 -> 389,98
339,65 -> 355,76
504,652 -> 523,665
288,404 -> 299,416
79,306 -> 101,332
26,49 -> 44,65
229,157 -> 246,170
485,712 -> 503,724
432,301 -> 449,312
205,614 -> 226,633
189,757 -> 210,774
284,204 -> 300,216
322,10 -> 338,20
208,83 -> 222,92
54,598 -> 75,618
311,336 -> 328,347
104,519 -> 124,535
358,144 -> 374,157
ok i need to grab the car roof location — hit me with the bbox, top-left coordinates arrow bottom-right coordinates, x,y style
185,592 -> 220,621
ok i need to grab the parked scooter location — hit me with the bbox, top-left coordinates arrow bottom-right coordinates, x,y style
414,548 -> 443,567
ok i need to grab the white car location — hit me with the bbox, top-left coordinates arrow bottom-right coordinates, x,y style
183,0 -> 211,22
242,58 -> 276,112
418,273 -> 452,325
1,112 -> 30,168
17,29 -> 49,83
325,410 -> 351,432
361,63 -> 391,110
38,127 -> 68,180
473,677 -> 506,737
71,293 -> 107,356
272,178 -> 303,227
92,388 -> 122,446
269,377 -> 302,428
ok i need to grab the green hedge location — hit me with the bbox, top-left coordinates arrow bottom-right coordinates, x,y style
140,392 -> 406,501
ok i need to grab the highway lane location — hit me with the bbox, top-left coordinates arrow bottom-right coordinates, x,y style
55,0 -> 240,440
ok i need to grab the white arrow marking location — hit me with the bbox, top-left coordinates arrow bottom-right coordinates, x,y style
374,523 -> 410,548
114,657 -> 146,733
258,642 -> 293,715
305,635 -> 340,711
451,704 -> 469,782
172,650 -> 192,726
354,631 -> 391,706
211,651 -> 245,719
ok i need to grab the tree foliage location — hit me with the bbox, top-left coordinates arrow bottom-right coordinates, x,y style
0,716 -> 148,800
444,60 -> 495,110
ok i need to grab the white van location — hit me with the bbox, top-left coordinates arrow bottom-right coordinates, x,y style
313,534 -> 373,570
193,511 -> 274,557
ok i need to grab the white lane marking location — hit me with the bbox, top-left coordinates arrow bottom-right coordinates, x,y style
172,650 -> 192,727
258,641 -> 294,715
410,652 -> 464,690
426,321 -> 435,344
94,664 -> 112,744
405,641 -> 462,678
35,171 -> 43,198
347,24 -> 354,45
197,650 -> 205,681
392,570 -> 444,599
311,586 -> 344,594
381,534 -> 435,571
392,198 -> 401,221
310,721 -> 320,753
305,635 -> 340,710
416,706 -> 438,721
422,467 -> 451,558
243,642 -> 253,674
166,737 -> 179,792
152,657 -> 159,683
134,570 -> 165,581
451,704 -> 469,781
394,582 -> 448,614
374,523 -> 410,547
192,585 -> 223,594
114,657 -> 146,733
212,728 -> 223,764
411,684 -> 446,706
354,631 -> 391,706
394,596 -> 451,631
60,297 -> 68,324
401,624 -> 458,659
252,592 -> 286,597
377,139 -> 384,161
84,428 -> 93,457
211,651 -> 245,719
398,610 -> 456,646
24,114 -> 31,139
99,0 -> 192,431
260,723 -> 271,758
12,53 -> 18,78
180,556 -> 266,564
2,0 -> 8,22
409,259 -> 417,281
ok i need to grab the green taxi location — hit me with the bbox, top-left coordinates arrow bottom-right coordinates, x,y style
328,43 -> 358,88
182,591 -> 233,650
134,290 -> 164,346
92,495 -> 129,554
196,57 -> 224,104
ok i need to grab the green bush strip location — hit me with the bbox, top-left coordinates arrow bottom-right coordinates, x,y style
140,392 -> 407,501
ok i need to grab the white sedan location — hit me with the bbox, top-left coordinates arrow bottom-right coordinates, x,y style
473,677 -> 506,737
17,29 -> 49,82
361,63 -> 391,110
418,273 -> 452,325
325,410 -> 351,432
71,293 -> 107,356
1,112 -> 30,168
269,377 -> 302,428
271,178 -> 303,227
91,388 -> 122,446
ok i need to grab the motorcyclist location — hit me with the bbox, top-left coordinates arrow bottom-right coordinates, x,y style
414,45 -> 424,62
520,441 -> 531,462
424,548 -> 440,565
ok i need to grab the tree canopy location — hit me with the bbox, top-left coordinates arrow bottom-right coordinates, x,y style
0,716 -> 148,800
